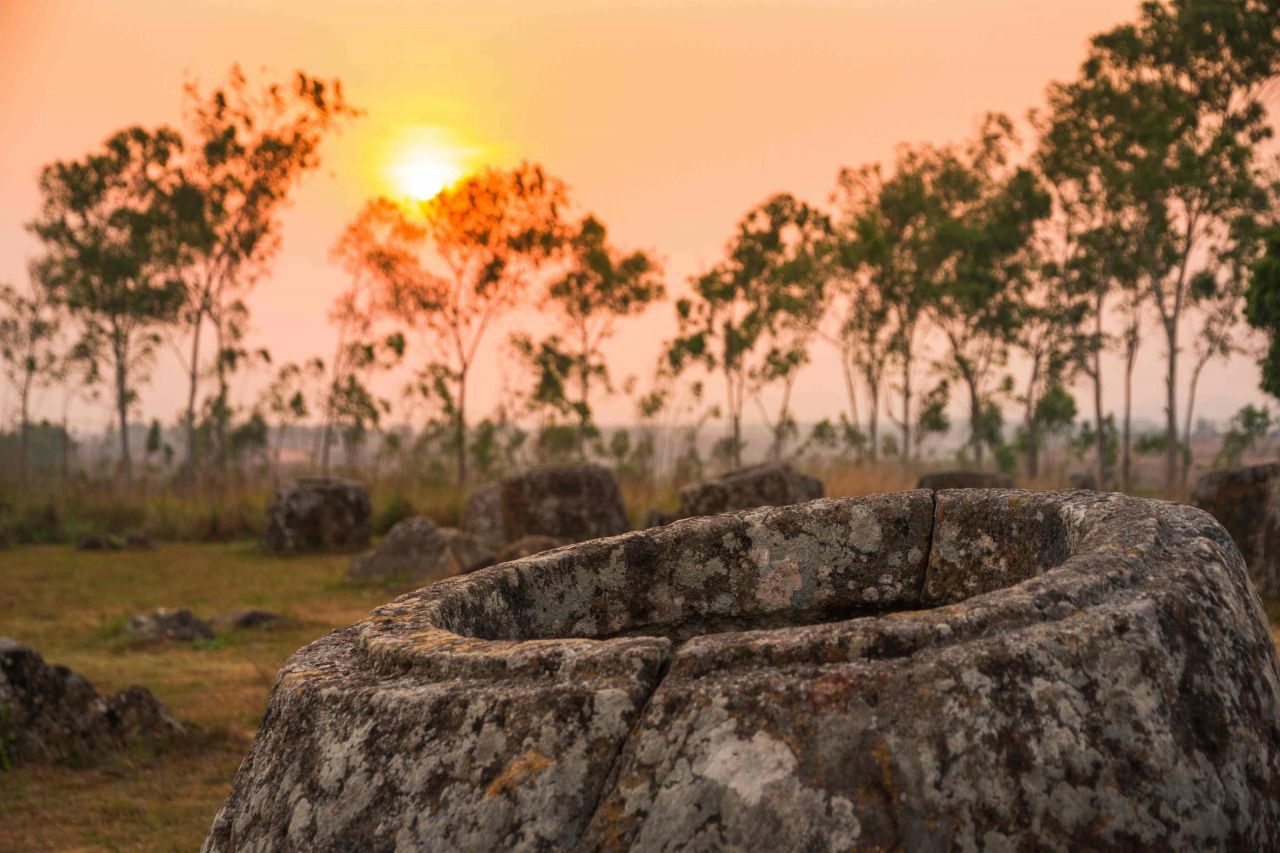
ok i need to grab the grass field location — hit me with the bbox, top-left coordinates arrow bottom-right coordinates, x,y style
1,539 -> 1277,851
0,543 -> 415,851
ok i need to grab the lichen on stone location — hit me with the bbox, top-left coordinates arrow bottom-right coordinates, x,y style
206,489 -> 1280,851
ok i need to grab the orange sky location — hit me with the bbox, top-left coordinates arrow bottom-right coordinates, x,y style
0,0 -> 1267,434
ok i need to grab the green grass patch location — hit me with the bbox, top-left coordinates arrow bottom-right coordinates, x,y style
0,540 -> 397,850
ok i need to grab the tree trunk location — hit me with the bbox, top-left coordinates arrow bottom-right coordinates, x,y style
319,419 -> 334,476
866,370 -> 880,463
1160,222 -> 1194,495
1024,389 -> 1040,480
839,348 -> 861,458
900,352 -> 913,465
273,422 -> 286,485
115,352 -> 133,487
215,319 -> 230,479
319,370 -> 336,477
1180,356 -> 1209,487
577,348 -> 590,462
1092,291 -> 1106,491
19,371 -> 31,490
723,368 -> 742,469
319,320 -> 351,478
577,327 -> 592,462
770,378 -> 796,462
183,316 -> 203,489
319,369 -> 337,477
967,377 -> 983,468
1162,316 -> 1178,494
60,411 -> 69,488
456,368 -> 469,486
731,411 -> 742,469
1122,337 -> 1138,493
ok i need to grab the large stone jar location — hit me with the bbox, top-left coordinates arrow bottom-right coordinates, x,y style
261,478 -> 371,554
674,462 -> 824,520
207,490 -> 1280,850
462,464 -> 629,549
1192,462 -> 1280,598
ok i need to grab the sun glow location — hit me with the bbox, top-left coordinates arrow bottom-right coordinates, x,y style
380,125 -> 483,203
393,152 -> 463,200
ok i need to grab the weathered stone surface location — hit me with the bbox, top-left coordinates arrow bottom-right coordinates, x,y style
212,609 -> 287,631
499,463 -> 630,543
107,685 -> 183,744
676,462 -> 824,520
463,466 -> 629,549
916,469 -> 1013,489
921,488 -> 1072,606
348,517 -> 495,583
205,490 -> 1280,851
461,482 -> 505,550
0,637 -> 183,766
262,478 -> 371,554
494,534 -> 567,564
1192,463 -> 1280,598
125,608 -> 215,643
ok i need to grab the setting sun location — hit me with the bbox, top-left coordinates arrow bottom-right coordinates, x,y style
394,153 -> 461,200
391,147 -> 464,200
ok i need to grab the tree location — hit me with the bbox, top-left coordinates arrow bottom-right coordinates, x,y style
195,299 -> 272,472
1180,216 -> 1270,482
929,115 -> 1052,467
1075,414 -> 1119,478
915,379 -> 951,458
828,169 -> 898,462
628,373 -> 710,488
835,149 -> 952,465
512,215 -> 664,458
1213,404 -> 1271,468
1246,226 -> 1280,402
29,127 -> 187,485
259,358 -> 324,480
667,193 -> 829,466
1012,233 -> 1089,478
327,334 -> 404,471
174,65 -> 357,485
324,198 -> 425,474
143,417 -> 177,476
0,280 -> 65,487
1071,0 -> 1280,491
383,164 -> 566,485
1114,259 -> 1148,493
1035,90 -> 1139,491
465,412 -> 526,481
1015,381 -> 1078,477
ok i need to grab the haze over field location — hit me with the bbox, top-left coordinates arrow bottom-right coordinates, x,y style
3,0 -> 1267,432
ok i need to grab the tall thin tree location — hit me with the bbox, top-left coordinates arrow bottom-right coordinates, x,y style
29,127 -> 187,485
175,65 -> 358,485
0,280 -> 65,487
384,164 -> 566,485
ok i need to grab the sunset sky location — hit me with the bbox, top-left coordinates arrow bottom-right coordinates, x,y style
0,0 -> 1269,434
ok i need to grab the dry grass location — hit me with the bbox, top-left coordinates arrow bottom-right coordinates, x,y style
0,543 -> 409,851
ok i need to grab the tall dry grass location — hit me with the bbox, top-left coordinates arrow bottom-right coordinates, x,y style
0,455 -> 1190,548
